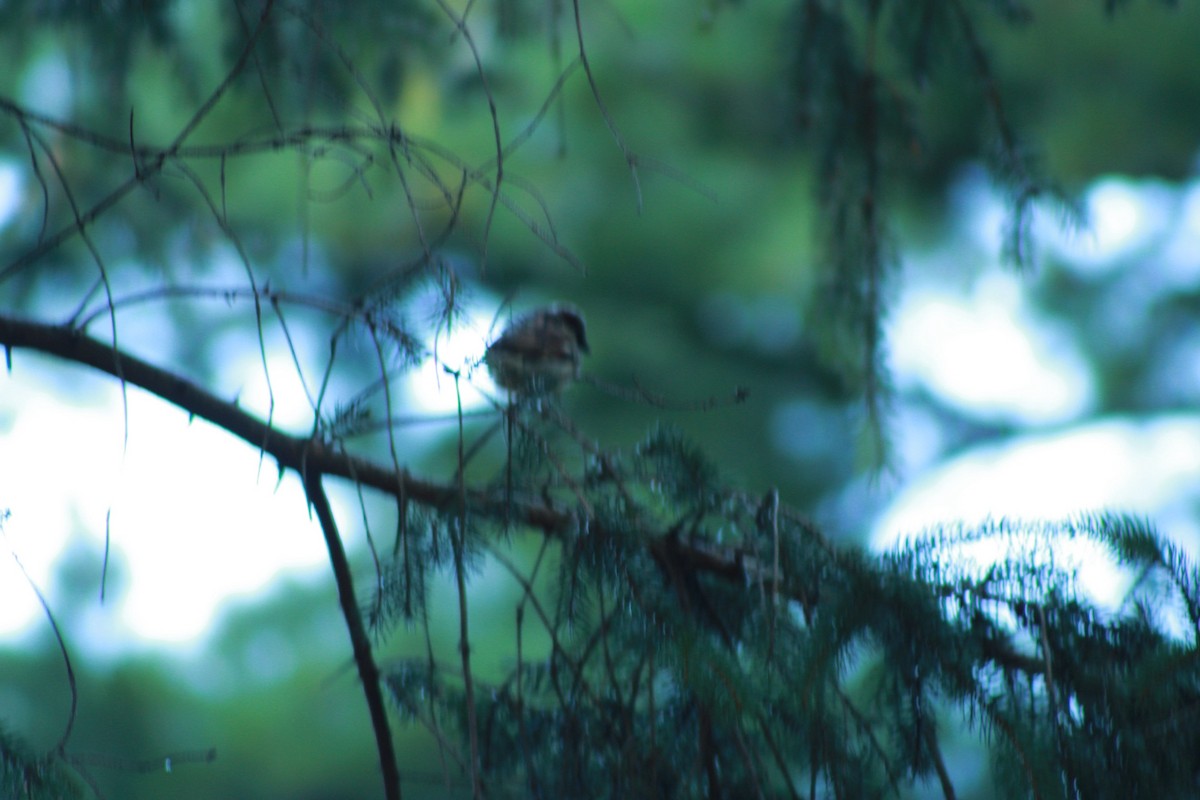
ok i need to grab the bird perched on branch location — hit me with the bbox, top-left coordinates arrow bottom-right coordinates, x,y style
484,304 -> 589,396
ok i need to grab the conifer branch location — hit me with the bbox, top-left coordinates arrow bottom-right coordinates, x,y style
303,470 -> 402,800
0,316 -> 568,531
4,317 -> 1197,797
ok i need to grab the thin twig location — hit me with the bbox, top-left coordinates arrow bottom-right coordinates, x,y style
451,371 -> 483,800
921,721 -> 957,800
6,544 -> 78,755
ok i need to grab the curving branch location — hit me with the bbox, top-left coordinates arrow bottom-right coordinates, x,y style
0,316 -> 570,530
0,314 -> 558,800
303,468 -> 401,800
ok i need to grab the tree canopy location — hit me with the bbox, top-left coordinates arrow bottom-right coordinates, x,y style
2,1 -> 1199,798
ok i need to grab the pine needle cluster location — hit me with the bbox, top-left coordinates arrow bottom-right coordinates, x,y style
374,420 -> 1200,798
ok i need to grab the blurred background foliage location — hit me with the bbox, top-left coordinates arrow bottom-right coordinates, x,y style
2,0 -> 1199,797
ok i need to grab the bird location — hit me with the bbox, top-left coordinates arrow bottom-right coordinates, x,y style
484,304 -> 589,396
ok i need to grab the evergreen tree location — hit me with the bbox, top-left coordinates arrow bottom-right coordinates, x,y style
1,1 -> 1197,798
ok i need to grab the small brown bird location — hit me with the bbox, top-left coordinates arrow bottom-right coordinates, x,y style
484,305 -> 589,395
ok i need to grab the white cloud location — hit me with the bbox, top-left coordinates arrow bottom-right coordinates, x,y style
889,271 -> 1093,425
872,414 -> 1200,614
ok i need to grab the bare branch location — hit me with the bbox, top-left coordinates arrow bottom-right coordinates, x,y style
302,468 -> 402,800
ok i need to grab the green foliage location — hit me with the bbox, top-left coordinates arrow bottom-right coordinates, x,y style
2,1 -> 1199,798
1,726 -> 81,800
369,429 -> 1200,797
893,514 -> 1200,798
632,425 -> 721,511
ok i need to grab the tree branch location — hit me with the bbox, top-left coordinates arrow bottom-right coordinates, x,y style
303,468 -> 401,800
0,316 -> 570,533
